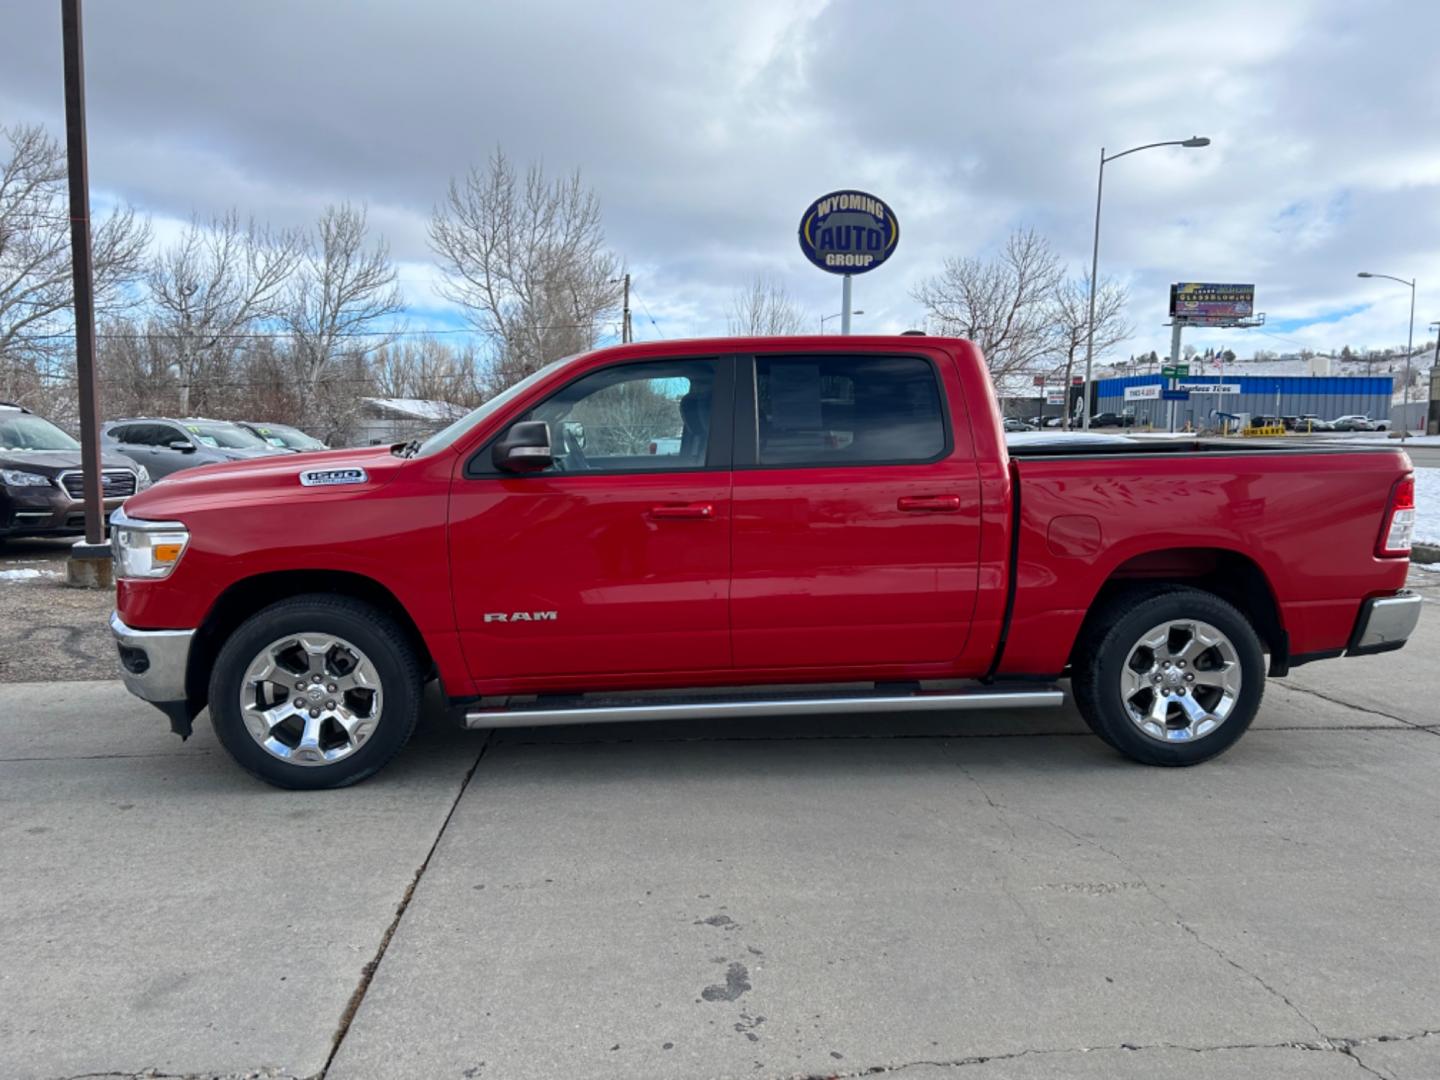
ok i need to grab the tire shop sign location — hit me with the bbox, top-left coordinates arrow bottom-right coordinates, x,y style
798,190 -> 900,273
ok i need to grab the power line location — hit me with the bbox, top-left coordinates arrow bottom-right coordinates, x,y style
628,288 -> 665,339
17,322 -> 601,343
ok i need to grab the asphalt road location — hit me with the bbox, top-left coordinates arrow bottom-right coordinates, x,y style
2,566 -> 1438,1080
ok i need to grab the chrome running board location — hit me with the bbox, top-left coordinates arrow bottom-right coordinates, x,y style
462,684 -> 1064,729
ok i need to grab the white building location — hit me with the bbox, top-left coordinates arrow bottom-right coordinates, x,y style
350,398 -> 470,446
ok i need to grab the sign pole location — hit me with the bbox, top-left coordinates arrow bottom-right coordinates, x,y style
840,275 -> 852,335
1168,320 -> 1183,433
61,0 -> 111,587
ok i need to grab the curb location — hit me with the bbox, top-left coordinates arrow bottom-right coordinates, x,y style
1414,543 -> 1440,565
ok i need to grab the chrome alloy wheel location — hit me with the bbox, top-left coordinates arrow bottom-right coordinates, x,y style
1119,619 -> 1242,743
239,633 -> 383,766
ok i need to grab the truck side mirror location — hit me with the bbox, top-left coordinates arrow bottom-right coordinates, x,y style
492,420 -> 553,473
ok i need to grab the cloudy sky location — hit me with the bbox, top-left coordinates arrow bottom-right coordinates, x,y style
3,0 -> 1439,362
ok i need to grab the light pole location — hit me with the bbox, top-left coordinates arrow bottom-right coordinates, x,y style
1357,272 -> 1416,440
820,309 -> 862,334
1081,136 -> 1210,429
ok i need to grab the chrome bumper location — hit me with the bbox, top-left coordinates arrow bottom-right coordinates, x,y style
1350,591 -> 1423,655
110,611 -> 194,703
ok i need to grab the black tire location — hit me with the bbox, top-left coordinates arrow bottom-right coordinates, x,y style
208,594 -> 423,789
1072,585 -> 1265,766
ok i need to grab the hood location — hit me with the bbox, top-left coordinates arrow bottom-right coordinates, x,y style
0,448 -> 144,478
123,445 -> 407,518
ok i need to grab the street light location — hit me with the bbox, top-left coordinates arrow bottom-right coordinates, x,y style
820,309 -> 863,333
1357,272 -> 1416,441
1081,136 -> 1211,429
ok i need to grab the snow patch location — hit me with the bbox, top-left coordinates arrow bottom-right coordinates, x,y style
0,568 -> 62,582
1413,468 -> 1440,548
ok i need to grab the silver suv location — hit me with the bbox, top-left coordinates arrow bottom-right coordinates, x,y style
101,418 -> 289,480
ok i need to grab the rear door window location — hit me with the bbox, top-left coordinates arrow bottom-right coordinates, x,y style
752,355 -> 948,466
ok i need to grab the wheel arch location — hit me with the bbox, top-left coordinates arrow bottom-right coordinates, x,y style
186,570 -> 437,708
1074,547 -> 1289,675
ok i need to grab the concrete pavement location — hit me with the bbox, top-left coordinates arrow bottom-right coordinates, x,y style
2,576 -> 1437,1080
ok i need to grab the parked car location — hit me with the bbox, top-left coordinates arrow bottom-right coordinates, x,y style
1089,412 -> 1136,428
101,418 -> 289,480
1290,414 -> 1334,432
237,422 -> 329,452
1003,417 -> 1038,432
1,402 -> 149,542
110,336 -> 1420,789
1248,415 -> 1284,430
1332,415 -> 1377,432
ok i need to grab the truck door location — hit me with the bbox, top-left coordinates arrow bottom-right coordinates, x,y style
449,356 -> 735,684
730,351 -> 981,669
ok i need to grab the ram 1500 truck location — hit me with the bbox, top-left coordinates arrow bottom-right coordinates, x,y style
108,336 -> 1422,789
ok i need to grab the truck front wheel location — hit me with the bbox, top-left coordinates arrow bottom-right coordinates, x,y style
1072,586 -> 1265,766
207,595 -> 423,789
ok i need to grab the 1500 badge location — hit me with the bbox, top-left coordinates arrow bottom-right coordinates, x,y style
299,467 -> 368,487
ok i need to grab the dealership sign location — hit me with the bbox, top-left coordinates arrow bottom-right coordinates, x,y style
1170,283 -> 1255,321
1124,384 -> 1162,401
1177,382 -> 1241,395
798,190 -> 899,274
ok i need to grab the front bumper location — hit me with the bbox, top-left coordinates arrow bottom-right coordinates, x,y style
1,493 -> 126,536
1349,591 -> 1423,656
111,611 -> 195,720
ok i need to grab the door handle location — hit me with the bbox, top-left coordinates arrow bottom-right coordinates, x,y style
649,503 -> 715,520
897,494 -> 961,512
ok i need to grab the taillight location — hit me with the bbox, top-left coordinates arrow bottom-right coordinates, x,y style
1377,474 -> 1415,557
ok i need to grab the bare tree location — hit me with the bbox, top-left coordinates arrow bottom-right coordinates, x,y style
570,379 -> 680,456
371,338 -> 483,406
429,148 -> 622,391
283,203 -> 403,433
911,227 -> 1064,379
728,274 -> 807,335
1049,275 -> 1131,428
0,123 -> 149,392
147,210 -> 302,414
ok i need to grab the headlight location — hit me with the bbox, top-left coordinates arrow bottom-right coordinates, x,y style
1,468 -> 51,487
134,465 -> 152,490
110,508 -> 189,580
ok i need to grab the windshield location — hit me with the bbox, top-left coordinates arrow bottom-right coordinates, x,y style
414,355 -> 574,457
0,412 -> 81,452
251,423 -> 326,450
183,420 -> 269,450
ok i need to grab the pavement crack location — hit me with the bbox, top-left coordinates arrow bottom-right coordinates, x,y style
783,1030 -> 1440,1079
1013,806 -> 1329,1040
317,734 -> 491,1077
1274,681 -> 1429,732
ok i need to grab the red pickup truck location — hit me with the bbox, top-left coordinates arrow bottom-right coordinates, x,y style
109,336 -> 1421,788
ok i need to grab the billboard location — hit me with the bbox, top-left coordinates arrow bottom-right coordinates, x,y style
1169,283 -> 1254,321
1124,384 -> 1162,401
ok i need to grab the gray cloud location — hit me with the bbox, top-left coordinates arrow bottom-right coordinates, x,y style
2,0 -> 1438,357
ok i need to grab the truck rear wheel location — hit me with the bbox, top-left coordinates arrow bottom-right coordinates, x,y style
1072,586 -> 1265,766
207,595 -> 423,789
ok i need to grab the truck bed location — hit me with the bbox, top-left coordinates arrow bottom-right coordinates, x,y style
996,443 -> 1413,676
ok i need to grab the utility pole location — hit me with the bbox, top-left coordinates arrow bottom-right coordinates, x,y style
620,273 -> 631,344
60,0 -> 110,584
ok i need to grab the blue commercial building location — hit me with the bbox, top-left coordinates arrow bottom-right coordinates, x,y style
1094,373 -> 1393,429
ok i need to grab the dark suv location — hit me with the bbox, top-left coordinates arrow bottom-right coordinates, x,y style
1,402 -> 149,541
101,417 -> 288,480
